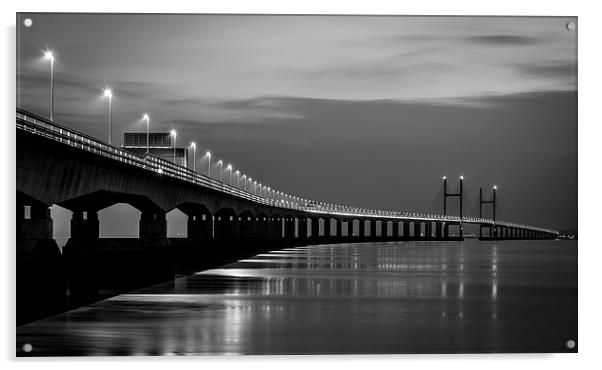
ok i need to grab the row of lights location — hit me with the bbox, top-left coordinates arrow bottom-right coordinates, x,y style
41,49 -> 315,208
41,50 -> 498,221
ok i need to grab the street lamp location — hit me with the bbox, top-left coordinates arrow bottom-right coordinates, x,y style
142,114 -> 150,154
190,142 -> 196,171
170,130 -> 177,164
217,160 -> 223,182
234,170 -> 240,188
103,88 -> 113,144
43,50 -> 55,121
205,151 -> 211,178
252,180 -> 256,195
226,164 -> 232,186
241,174 -> 247,191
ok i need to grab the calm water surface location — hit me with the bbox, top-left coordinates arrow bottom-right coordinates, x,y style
17,240 -> 577,355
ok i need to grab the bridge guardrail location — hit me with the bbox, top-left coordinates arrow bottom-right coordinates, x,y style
16,108 -> 558,235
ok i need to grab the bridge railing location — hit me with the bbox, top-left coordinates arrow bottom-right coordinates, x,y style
16,108 -> 558,235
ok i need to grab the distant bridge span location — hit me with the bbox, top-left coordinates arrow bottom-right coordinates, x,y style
16,108 -> 558,259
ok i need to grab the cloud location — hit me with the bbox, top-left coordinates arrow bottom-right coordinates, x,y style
466,35 -> 543,46
513,61 -> 576,78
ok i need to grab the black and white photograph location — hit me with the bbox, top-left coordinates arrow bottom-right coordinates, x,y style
14,12 -> 577,357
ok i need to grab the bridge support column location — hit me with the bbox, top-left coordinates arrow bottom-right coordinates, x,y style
392,221 -> 399,239
17,193 -> 65,324
187,213 -> 212,241
17,195 -> 54,259
378,220 -> 386,238
311,218 -> 320,239
347,219 -> 354,238
403,222 -> 410,239
425,222 -> 432,239
239,215 -> 256,240
284,218 -> 295,240
443,223 -> 449,239
435,222 -> 442,239
324,219 -> 331,239
414,222 -> 422,239
70,210 -> 100,240
254,216 -> 269,240
298,218 -> 308,239
359,219 -> 366,239
214,214 -> 238,241
270,217 -> 282,239
370,220 -> 377,239
140,210 -> 169,246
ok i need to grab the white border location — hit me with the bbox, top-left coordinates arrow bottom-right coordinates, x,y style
2,0 -> 600,369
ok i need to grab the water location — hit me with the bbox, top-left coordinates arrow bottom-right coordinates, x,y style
16,239 -> 577,356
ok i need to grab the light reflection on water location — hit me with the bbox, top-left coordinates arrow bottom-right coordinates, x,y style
17,240 -> 577,356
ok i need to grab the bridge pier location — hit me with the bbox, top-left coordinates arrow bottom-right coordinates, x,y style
425,222 -> 432,239
254,216 -> 269,240
187,213 -> 212,241
17,193 -> 55,259
298,218 -> 308,239
324,218 -> 331,239
238,214 -> 255,240
140,210 -> 168,244
358,219 -> 366,239
370,220 -> 377,240
403,221 -> 410,240
310,218 -> 320,240
414,222 -> 421,239
214,213 -> 238,241
435,222 -> 442,239
284,217 -> 295,240
17,192 -> 65,325
392,221 -> 399,239
270,217 -> 282,239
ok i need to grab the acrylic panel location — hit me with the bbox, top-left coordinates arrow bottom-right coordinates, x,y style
15,13 -> 577,356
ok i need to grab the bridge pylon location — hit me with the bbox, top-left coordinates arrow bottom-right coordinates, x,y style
479,186 -> 497,238
443,175 -> 463,239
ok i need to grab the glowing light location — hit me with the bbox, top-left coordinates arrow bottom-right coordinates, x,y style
205,151 -> 210,156
190,142 -> 196,149
43,50 -> 54,61
442,176 -> 446,180
142,113 -> 149,120
170,129 -> 177,137
103,88 -> 113,98
460,175 -> 464,180
157,168 -> 163,174
493,185 -> 497,190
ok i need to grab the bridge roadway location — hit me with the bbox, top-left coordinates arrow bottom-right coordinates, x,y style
16,107 -> 558,255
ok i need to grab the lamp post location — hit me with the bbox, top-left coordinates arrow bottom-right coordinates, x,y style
142,114 -> 150,154
241,174 -> 246,191
190,142 -> 196,171
205,151 -> 211,178
234,170 -> 240,188
170,130 -> 177,164
43,50 -> 55,121
217,160 -> 223,182
103,88 -> 113,144
226,164 -> 232,186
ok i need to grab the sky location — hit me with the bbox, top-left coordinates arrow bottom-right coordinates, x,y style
16,14 -> 577,233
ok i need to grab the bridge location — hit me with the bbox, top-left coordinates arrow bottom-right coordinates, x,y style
16,107 -> 559,323
17,107 -> 558,252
